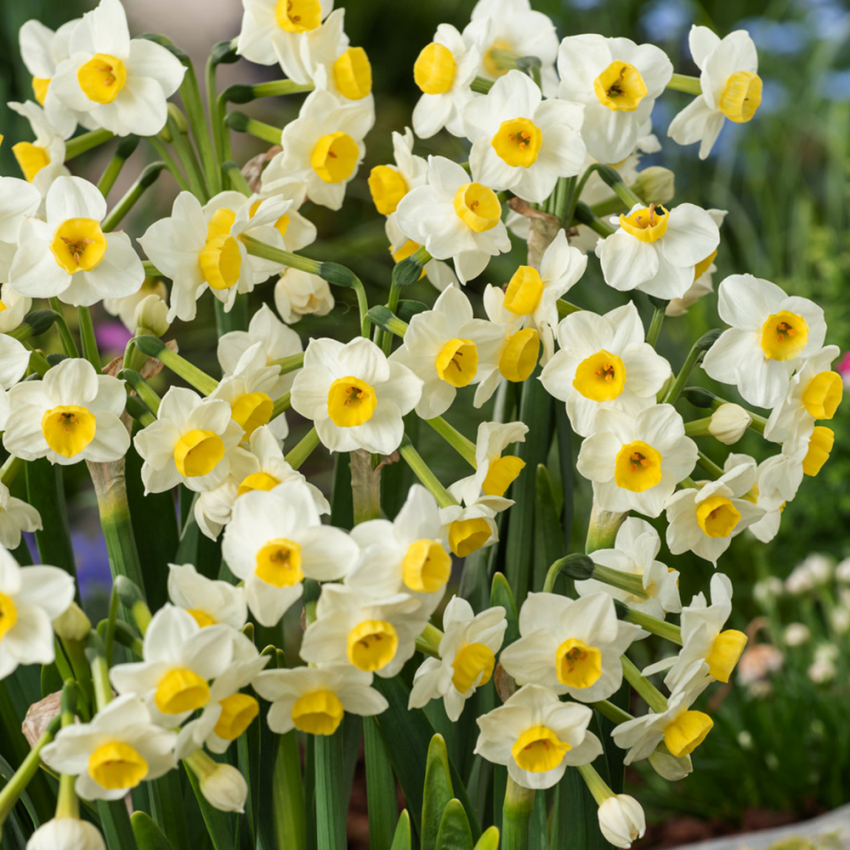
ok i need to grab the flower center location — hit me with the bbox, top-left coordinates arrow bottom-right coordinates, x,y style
499,328 -> 540,382
214,693 -> 260,740
705,629 -> 748,682
291,688 -> 344,735
88,742 -> 148,790
12,142 -> 50,183
173,430 -> 226,478
802,371 -> 842,420
482,455 -> 526,497
230,392 -> 274,439
327,376 -> 377,427
760,310 -> 808,361
311,131 -> 359,184
695,495 -> 741,538
369,165 -> 409,216
573,350 -> 627,402
555,638 -> 603,689
719,71 -> 762,123
511,725 -> 571,773
255,538 -> 304,588
614,440 -> 663,492
803,426 -> 834,477
187,608 -> 216,628
77,53 -> 127,104
333,46 -> 372,100
0,592 -> 18,642
491,118 -> 543,169
155,667 -> 210,715
436,338 -> 479,388
448,518 -> 491,557
453,182 -> 502,233
200,237 -> 242,291
32,76 -> 50,105
594,61 -> 647,111
346,619 -> 399,672
619,204 -> 668,242
663,710 -> 713,758
41,405 -> 97,459
504,266 -> 544,315
50,218 -> 108,274
413,42 -> 456,94
275,0 -> 322,32
237,471 -> 281,497
451,642 -> 496,693
402,539 -> 452,593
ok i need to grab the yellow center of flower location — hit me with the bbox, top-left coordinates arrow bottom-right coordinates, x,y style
327,376 -> 377,427
694,248 -> 718,281
482,455 -> 526,497
663,710 -> 713,758
760,310 -> 808,361
499,328 -> 540,382
451,642 -> 495,693
614,440 -> 663,492
504,266 -> 544,315
173,430 -> 225,478
369,166 -> 409,216
251,202 -> 291,241
214,693 -> 260,740
436,338 -> 479,387
706,629 -> 748,682
50,218 -> 108,274
448,518 -> 491,558
41,405 -> 96,458
155,667 -> 210,714
230,392 -> 274,439
237,471 -> 281,497
291,689 -> 344,735
511,726 -> 571,773
594,61 -> 647,111
555,638 -> 603,689
491,118 -> 543,169
695,495 -> 741,538
573,350 -> 627,402
255,538 -> 304,588
275,0 -> 322,32
77,53 -> 127,104
347,619 -> 398,672
453,182 -> 502,233
12,142 -> 50,183
333,46 -> 372,100
482,39 -> 513,77
413,42 -> 456,95
402,539 -> 452,593
803,426 -> 834,477
187,608 -> 216,628
619,204 -> 668,242
32,76 -> 50,106
311,131 -> 359,184
802,371 -> 842,420
719,71 -> 762,123
88,742 -> 148,790
0,592 -> 17,642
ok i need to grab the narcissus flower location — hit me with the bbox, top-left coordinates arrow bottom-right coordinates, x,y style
702,274 -> 827,408
557,35 -> 672,164
439,500 -> 501,558
385,215 -> 459,293
668,27 -> 762,159
4,358 -> 130,465
598,795 -> 647,849
666,210 -> 727,316
26,818 -> 106,850
450,421 -> 528,506
368,128 -> 428,216
10,175 -> 144,306
188,755 -> 249,813
0,482 -> 41,550
475,684 -> 603,789
167,563 -> 247,630
0,177 -> 41,283
41,694 -> 177,801
103,277 -> 168,333
8,100 -> 70,194
274,268 -> 335,323
291,336 -> 422,454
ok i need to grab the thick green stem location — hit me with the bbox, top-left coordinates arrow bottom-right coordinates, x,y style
250,79 -> 315,98
425,417 -> 477,467
64,128 -> 114,160
592,563 -> 648,599
284,427 -> 320,470
97,135 -> 139,197
168,114 -> 209,201
0,456 -> 23,488
77,306 -> 101,372
684,417 -> 712,437
133,335 -> 219,395
242,236 -> 321,274
621,656 -> 667,713
585,502 -> 627,553
501,777 -> 534,850
667,73 -> 702,95
398,437 -> 457,508
646,304 -> 665,348
102,162 -> 166,232
414,622 -> 443,657
226,112 -> 282,145
623,608 -> 682,645
270,352 -> 305,374
271,391 -> 291,421
591,700 -> 634,725
696,450 -> 724,479
576,763 -> 613,806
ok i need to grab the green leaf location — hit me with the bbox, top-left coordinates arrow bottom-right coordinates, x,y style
490,574 -> 519,647
533,465 -> 565,594
550,768 -> 607,850
329,452 -> 353,529
555,406 -> 574,554
174,502 -> 222,581
314,726 -> 347,850
365,719 -> 398,850
529,786 -> 548,850
40,662 -> 63,700
0,753 -> 40,832
184,763 -> 237,850
473,826 -> 500,850
98,798 -> 140,850
389,810 -> 412,850
435,799 -> 474,850
422,735 -> 454,850
131,811 -> 175,850
148,771 -> 191,850
272,728 -> 306,850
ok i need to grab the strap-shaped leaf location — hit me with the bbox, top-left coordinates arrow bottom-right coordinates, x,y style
422,734 -> 453,850
436,799 -> 474,850
389,810 -> 412,850
131,811 -> 175,850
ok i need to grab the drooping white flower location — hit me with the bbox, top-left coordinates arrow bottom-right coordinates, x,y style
167,563 -> 247,630
0,483 -> 42,551
541,302 -> 671,437
274,268 -> 334,323
385,215 -> 459,293
668,27 -> 761,159
598,795 -> 647,849
368,128 -> 428,216
439,500 -> 501,558
7,100 -> 70,196
27,817 -> 106,850
475,684 -> 603,789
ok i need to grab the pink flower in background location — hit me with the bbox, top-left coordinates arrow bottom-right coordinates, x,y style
839,351 -> 850,387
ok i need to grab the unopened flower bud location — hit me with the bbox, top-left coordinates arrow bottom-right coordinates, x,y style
187,750 -> 247,813
166,102 -> 189,134
27,818 -> 106,850
134,294 -> 170,337
632,166 -> 675,206
52,602 -> 91,642
708,403 -> 751,444
597,795 -> 646,848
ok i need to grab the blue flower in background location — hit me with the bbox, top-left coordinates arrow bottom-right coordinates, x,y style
797,0 -> 850,42
819,68 -> 850,101
737,18 -> 809,56
639,0 -> 694,43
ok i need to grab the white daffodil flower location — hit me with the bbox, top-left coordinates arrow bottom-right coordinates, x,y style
409,596 -> 507,721
499,592 -> 641,702
596,202 -> 720,300
299,585 -> 424,678
0,177 -> 44,284
665,460 -> 764,565
411,24 -> 480,139
395,156 -> 511,284
347,484 -> 451,619
390,285 -> 504,419
253,173 -> 317,251
702,274 -> 827,409
7,101 -> 70,198
557,35 -> 672,164
222,482 -> 358,627
0,335 -> 32,396
385,215 -> 459,292
253,664 -> 388,736
668,27 -> 761,160
103,277 -> 168,332
0,287 -> 32,333
274,268 -> 334,323
167,563 -> 247,630
4,359 -> 130,466
368,128 -> 428,217
41,694 -> 177,801
439,500 -> 501,558
475,684 -> 603,790
48,0 -> 185,137
598,795 -> 647,849
0,547 -> 74,679
541,302 -> 671,438
464,71 -> 586,203
290,336 -> 422,455
577,517 -> 682,619
10,175 -> 144,306
27,818 -> 106,850
577,405 -> 698,518
450,421 -> 528,506
0,483 -> 41,551
134,387 -> 243,494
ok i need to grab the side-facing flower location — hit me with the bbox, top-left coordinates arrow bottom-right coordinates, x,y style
8,100 -> 70,194
0,482 -> 42,550
167,563 -> 247,630
368,127 -> 428,216
450,421 -> 528,505
439,500 -> 501,558
274,268 -> 334,323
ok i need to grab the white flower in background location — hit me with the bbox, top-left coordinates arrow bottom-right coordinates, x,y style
41,695 -> 176,801
0,334 -> 32,397
439,500 -> 501,558
557,35 -> 672,164
10,175 -> 143,306
0,177 -> 41,284
134,387 -> 243,494
668,27 -> 761,160
836,559 -> 850,584
475,684 -> 603,789
666,460 -> 764,565
48,0 -> 185,137
0,547 -> 74,679
7,101 -> 70,195
577,518 -> 682,619
390,285 -> 504,419
368,128 -> 428,216
385,216 -> 459,293
395,156 -> 511,284
702,274 -> 827,409
409,597 -> 507,721
576,405 -> 698,518
291,336 -> 422,454
598,795 -> 647,849
103,276 -> 168,332
411,24 -> 480,139
222,482 -> 358,627
4,359 -> 130,466
0,287 -> 32,333
450,421 -> 528,506
752,575 -> 784,606
596,203 -> 720,300
27,818 -> 106,850
783,623 -> 811,646
274,268 -> 335,323
808,656 -> 836,684
499,592 -> 641,702
0,483 -> 42,550
464,71 -> 585,203
299,585 -> 423,678
541,302 -> 671,437
253,664 -> 388,736
167,563 -> 247,630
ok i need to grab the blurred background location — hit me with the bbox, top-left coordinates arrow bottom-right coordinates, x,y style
1,0 -> 849,842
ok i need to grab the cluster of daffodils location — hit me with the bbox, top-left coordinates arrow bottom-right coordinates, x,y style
0,0 -> 839,849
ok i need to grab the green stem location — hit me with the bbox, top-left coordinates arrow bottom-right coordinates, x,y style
585,502 -> 627,554
0,456 -> 23,488
206,50 -> 226,171
168,114 -> 209,201
623,608 -> 682,645
591,700 -> 634,725
621,656 -> 667,713
102,161 -> 166,232
661,331 -> 720,404
88,634 -> 113,711
576,763 -> 613,806
147,135 -> 191,192
271,391 -> 291,421
364,720 -> 397,850
667,73 -> 702,95
270,352 -> 305,374
684,417 -> 712,438
102,585 -> 121,664
64,128 -> 114,160
273,730 -> 307,850
242,236 -> 321,274
696,450 -> 724,479
425,417 -> 477,467
592,563 -> 648,599
77,306 -> 101,372
414,622 -> 443,657
502,776 -> 534,850
96,135 -> 139,197
646,304 -> 665,348
180,60 -> 221,195
226,112 -> 282,145
49,298 -> 80,358
249,79 -> 315,98
398,436 -> 457,509
132,335 -> 219,395
612,180 -> 645,210
284,427 -> 320,470
221,160 -> 252,196
572,201 -> 615,237
24,343 -> 51,376
470,76 -> 494,94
